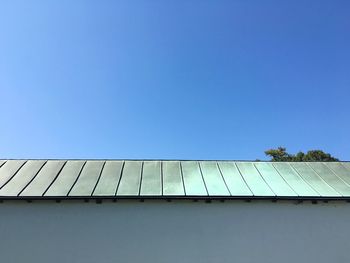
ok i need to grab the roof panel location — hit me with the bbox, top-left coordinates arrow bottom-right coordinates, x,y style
181,161 -> 208,196
116,161 -> 142,196
45,161 -> 85,196
93,161 -> 123,196
236,162 -> 275,196
0,160 -> 26,188
69,161 -> 104,196
217,162 -> 252,196
20,161 -> 66,196
162,161 -> 185,196
326,163 -> 350,185
291,163 -> 340,196
199,161 -> 230,196
140,161 -> 162,196
254,162 -> 297,196
0,160 -> 46,196
308,163 -> 350,196
272,163 -> 318,196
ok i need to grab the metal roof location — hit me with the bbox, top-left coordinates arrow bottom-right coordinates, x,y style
0,160 -> 350,201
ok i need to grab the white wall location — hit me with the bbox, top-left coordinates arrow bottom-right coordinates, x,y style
0,200 -> 349,263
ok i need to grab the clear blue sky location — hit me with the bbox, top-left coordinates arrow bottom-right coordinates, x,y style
1,1 -> 349,160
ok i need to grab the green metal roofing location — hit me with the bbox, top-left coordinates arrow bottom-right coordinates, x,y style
0,160 -> 350,200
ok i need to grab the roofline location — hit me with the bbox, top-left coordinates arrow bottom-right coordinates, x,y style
1,160 -> 350,201
1,195 -> 350,202
0,158 -> 349,162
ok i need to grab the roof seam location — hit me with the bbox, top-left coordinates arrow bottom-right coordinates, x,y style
91,161 -> 106,196
160,161 -> 163,196
234,162 -> 254,196
138,161 -> 144,196
67,161 -> 87,196
179,161 -> 187,196
114,161 -> 125,196
216,162 -> 232,196
197,162 -> 209,196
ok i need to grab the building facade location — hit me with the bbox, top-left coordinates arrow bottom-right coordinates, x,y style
0,160 -> 350,263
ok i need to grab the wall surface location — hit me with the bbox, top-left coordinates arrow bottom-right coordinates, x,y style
0,201 -> 349,263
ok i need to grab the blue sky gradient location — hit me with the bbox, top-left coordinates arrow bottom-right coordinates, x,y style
1,1 -> 349,160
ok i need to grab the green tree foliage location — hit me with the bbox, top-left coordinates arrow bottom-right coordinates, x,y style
265,147 -> 339,162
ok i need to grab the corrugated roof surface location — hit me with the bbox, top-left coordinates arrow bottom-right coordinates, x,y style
0,160 -> 350,200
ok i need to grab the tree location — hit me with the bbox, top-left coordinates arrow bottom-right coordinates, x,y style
264,147 -> 293,161
301,150 -> 339,162
265,147 -> 339,162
